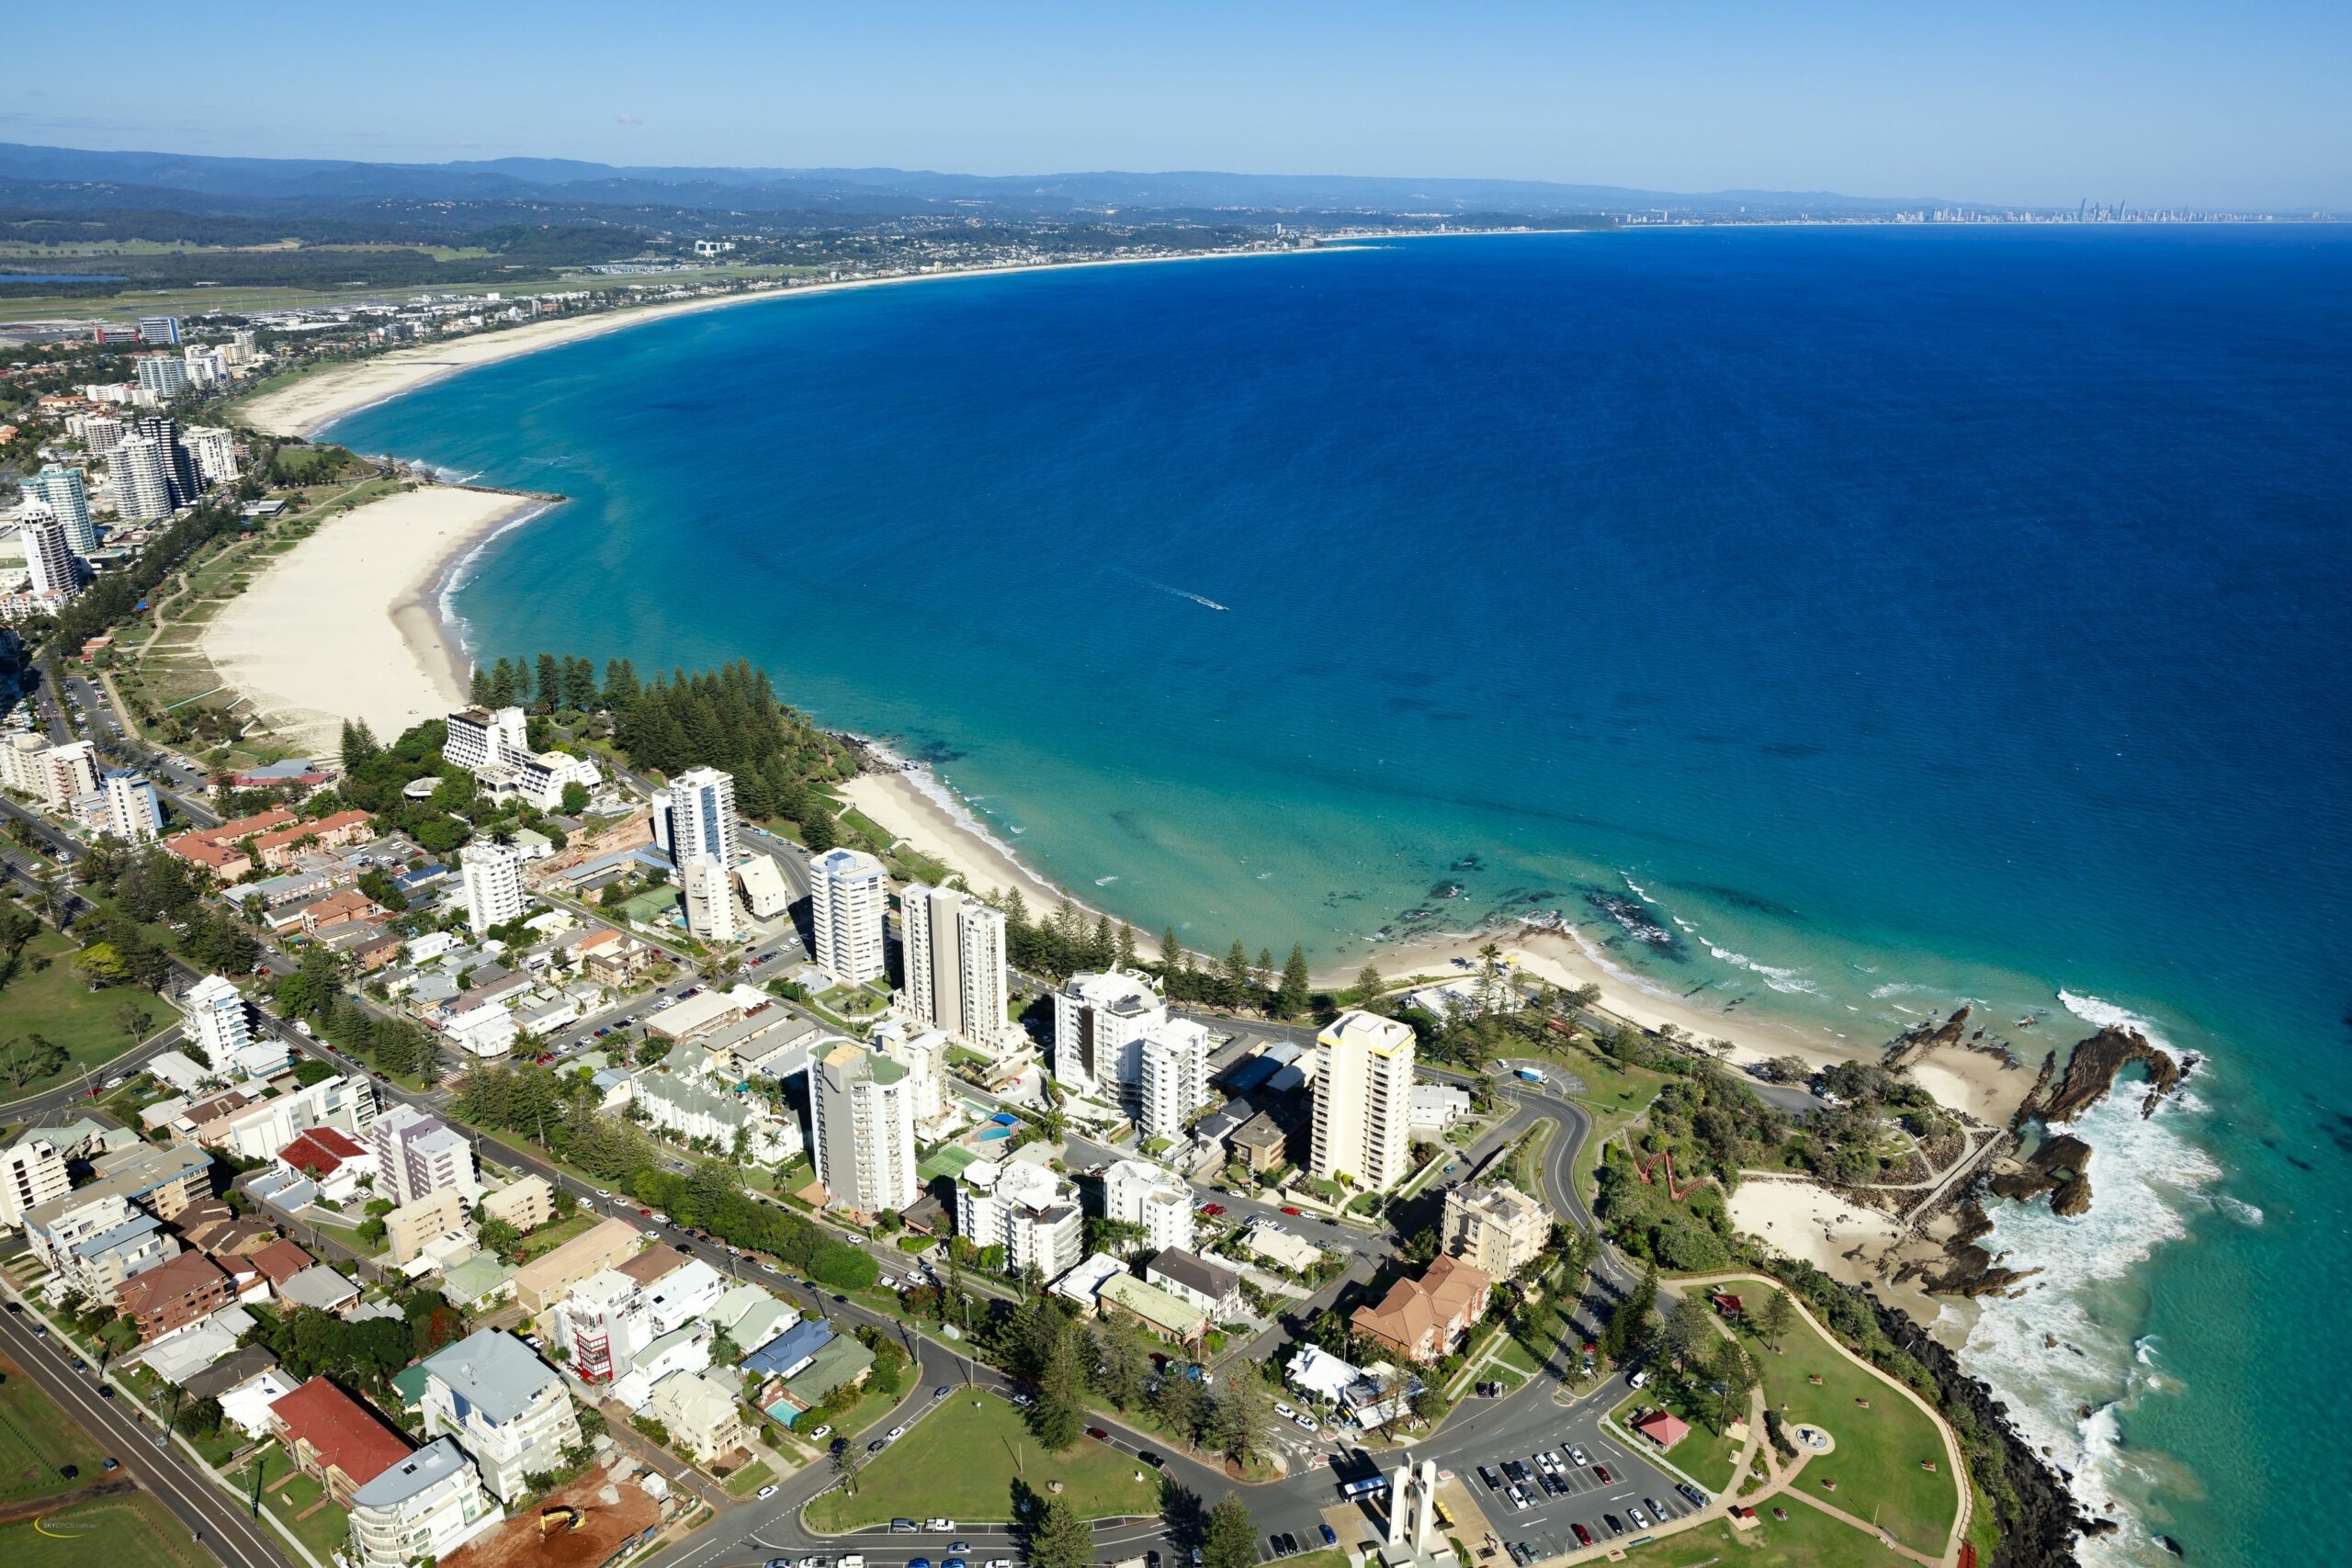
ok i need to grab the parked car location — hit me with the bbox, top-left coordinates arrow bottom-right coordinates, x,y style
1318,1526 -> 1337,1545
806,1425 -> 831,1440
757,1483 -> 778,1500
1567,1445 -> 1589,1466
1571,1524 -> 1593,1547
1138,1450 -> 1164,1468
1085,1427 -> 1110,1442
1626,1369 -> 1650,1389
1628,1507 -> 1649,1529
1279,1205 -> 1305,1216
1593,1465 -> 1613,1483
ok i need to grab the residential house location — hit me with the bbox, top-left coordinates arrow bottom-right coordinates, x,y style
250,1237 -> 314,1292
1097,1272 -> 1208,1348
442,1252 -> 518,1313
1143,1248 -> 1245,1323
268,1376 -> 413,1505
1051,1252 -> 1130,1316
278,1265 -> 362,1315
648,1368 -> 745,1464
298,886 -> 387,937
276,1127 -> 375,1205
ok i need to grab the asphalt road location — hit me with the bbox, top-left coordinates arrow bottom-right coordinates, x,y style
0,1303 -> 291,1568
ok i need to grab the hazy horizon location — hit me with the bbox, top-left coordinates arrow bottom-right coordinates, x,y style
9,0 -> 2347,211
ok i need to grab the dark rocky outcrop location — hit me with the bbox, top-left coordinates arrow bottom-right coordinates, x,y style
1885,1004 -> 1973,1070
1869,1297 -> 2096,1567
1901,1194 -> 2044,1296
1989,1134 -> 2096,1216
2016,1027 -> 2183,1127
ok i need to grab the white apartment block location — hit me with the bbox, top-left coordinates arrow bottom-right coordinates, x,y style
1309,1010 -> 1417,1193
1050,968 -> 1166,1110
101,772 -> 163,842
657,767 -> 736,866
1102,1157 -> 1196,1254
345,1438 -> 503,1568
107,435 -> 175,521
899,884 -> 1011,1044
442,706 -> 528,774
812,1041 -> 917,1216
808,847 -> 886,983
956,1156 -> 1083,1280
17,502 -> 79,600
1136,1018 -> 1212,1139
682,853 -> 740,943
1441,1180 -> 1552,1280
38,740 -> 100,808
216,1072 -> 379,1161
136,355 -> 190,397
183,425 -> 239,485
180,974 -> 252,1062
443,1002 -> 517,1059
27,466 -> 96,556
872,1021 -> 947,1124
0,1139 -> 70,1229
420,1328 -> 583,1504
370,1104 -> 482,1207
462,841 -> 527,936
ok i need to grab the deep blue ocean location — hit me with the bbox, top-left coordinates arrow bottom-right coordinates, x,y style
330,226 -> 2352,1563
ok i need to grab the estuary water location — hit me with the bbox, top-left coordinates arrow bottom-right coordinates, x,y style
329,225 -> 2352,1563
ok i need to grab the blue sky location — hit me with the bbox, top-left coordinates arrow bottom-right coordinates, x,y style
7,1 -> 2346,208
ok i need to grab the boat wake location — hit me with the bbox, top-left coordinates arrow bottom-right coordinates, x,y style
1114,566 -> 1230,612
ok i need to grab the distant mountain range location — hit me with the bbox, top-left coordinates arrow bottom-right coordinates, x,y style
0,141 -> 1951,220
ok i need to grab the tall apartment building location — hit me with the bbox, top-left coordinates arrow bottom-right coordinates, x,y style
1136,1018 -> 1212,1139
1441,1181 -> 1551,1280
17,502 -> 80,599
79,413 -> 125,454
656,766 -> 736,866
873,1021 -> 946,1123
107,434 -> 175,521
1050,969 -> 1170,1111
184,426 -> 240,486
443,706 -> 529,774
181,974 -> 252,1062
134,416 -> 198,504
38,740 -> 99,808
101,771 -> 163,842
26,466 -> 96,556
1309,1010 -> 1417,1194
138,315 -> 182,345
345,1438 -> 503,1568
1102,1158 -> 1196,1253
681,853 -> 740,943
899,883 -> 1009,1044
461,841 -> 526,936
956,1155 -> 1083,1280
0,1139 -> 70,1229
136,355 -> 191,398
812,1041 -> 916,1216
419,1328 -> 582,1503
369,1104 -> 481,1207
807,847 -> 886,983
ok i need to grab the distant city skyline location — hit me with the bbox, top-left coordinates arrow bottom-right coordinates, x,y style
8,1 -> 2346,211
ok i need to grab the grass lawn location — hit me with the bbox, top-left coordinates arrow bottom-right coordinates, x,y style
0,1358 -> 109,1503
721,1459 -> 776,1498
804,1391 -> 1162,1532
1739,1312 -> 1958,1557
515,1211 -> 599,1260
249,1447 -> 354,1563
0,1491 -> 212,1568
1611,1390 -> 1742,1495
1610,1504 -> 1911,1568
1563,1053 -> 1677,1203
0,930 -> 161,1096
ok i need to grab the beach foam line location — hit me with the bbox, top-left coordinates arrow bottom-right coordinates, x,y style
2057,988 -> 2177,1054
434,499 -> 558,668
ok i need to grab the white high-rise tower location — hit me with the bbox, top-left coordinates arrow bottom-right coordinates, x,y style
1310,1010 -> 1418,1193
808,847 -> 886,983
899,883 -> 1009,1044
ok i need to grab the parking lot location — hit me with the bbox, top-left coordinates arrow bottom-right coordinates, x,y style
1463,1431 -> 1708,1561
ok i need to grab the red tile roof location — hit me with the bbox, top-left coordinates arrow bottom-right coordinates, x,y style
278,1126 -> 367,1178
252,1237 -> 314,1285
113,1251 -> 229,1317
268,1377 -> 413,1486
1633,1409 -> 1691,1448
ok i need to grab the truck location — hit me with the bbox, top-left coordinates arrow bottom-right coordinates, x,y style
1516,1066 -> 1546,1083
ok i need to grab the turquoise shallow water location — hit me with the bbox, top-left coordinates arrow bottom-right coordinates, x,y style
329,226 -> 2352,1562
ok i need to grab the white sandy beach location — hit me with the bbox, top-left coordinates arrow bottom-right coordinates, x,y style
202,483 -> 532,751
237,250 -> 1325,440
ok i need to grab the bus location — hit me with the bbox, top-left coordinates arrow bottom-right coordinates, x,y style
1338,1475 -> 1391,1502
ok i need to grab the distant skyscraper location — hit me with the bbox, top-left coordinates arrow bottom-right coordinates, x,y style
813,1041 -> 917,1216
27,466 -> 96,556
808,847 -> 887,983
16,502 -> 80,597
899,883 -> 1008,1043
107,436 -> 175,521
461,842 -> 526,936
137,315 -> 181,346
136,416 -> 197,502
182,427 -> 239,487
659,767 -> 736,867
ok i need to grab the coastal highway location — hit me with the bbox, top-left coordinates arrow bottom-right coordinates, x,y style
0,1303 -> 290,1568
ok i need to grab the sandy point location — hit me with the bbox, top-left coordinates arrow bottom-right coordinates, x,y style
202,483 -> 535,752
